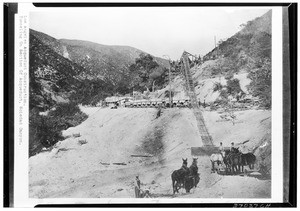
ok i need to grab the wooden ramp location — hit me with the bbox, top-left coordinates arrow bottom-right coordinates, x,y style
181,51 -> 215,155
191,146 -> 219,156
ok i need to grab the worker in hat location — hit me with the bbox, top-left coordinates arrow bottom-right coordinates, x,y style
219,142 -> 225,154
230,142 -> 235,152
134,176 -> 141,198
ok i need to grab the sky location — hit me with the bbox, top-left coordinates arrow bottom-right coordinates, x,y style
30,7 -> 269,60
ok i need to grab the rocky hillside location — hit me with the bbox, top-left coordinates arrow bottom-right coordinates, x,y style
29,32 -> 84,110
30,29 -> 171,108
59,39 -> 142,82
156,10 -> 272,171
161,10 -> 272,110
30,29 -> 170,106
31,29 -> 168,84
201,10 -> 271,78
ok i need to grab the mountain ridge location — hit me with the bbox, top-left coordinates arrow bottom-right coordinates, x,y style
29,28 -> 170,111
30,29 -> 168,68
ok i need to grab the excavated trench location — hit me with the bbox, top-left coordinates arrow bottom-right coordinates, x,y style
134,109 -> 171,165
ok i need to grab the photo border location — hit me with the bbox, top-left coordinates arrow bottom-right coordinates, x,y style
3,2 -> 297,208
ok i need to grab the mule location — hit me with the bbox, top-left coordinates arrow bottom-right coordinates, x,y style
228,153 -> 241,174
223,149 -> 241,174
225,148 -> 242,174
189,158 -> 198,176
240,153 -> 256,172
171,158 -> 190,194
187,158 -> 200,191
184,173 -> 200,193
222,150 -> 231,174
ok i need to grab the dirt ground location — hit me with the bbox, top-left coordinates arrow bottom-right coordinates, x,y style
29,107 -> 271,198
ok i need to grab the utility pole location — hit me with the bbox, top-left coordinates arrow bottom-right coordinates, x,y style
152,80 -> 156,93
169,61 -> 172,106
214,36 -> 216,48
163,55 -> 172,107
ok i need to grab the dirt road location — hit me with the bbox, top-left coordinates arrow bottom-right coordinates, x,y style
29,107 -> 271,198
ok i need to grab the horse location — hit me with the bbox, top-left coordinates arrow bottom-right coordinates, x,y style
222,150 -> 231,173
187,158 -> 200,190
240,153 -> 256,172
184,173 -> 200,193
171,158 -> 190,194
226,148 -> 242,174
210,153 -> 223,173
189,158 -> 198,176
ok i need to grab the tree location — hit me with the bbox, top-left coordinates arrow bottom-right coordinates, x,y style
129,53 -> 166,92
226,78 -> 243,97
215,77 -> 244,106
247,58 -> 271,109
149,66 -> 167,91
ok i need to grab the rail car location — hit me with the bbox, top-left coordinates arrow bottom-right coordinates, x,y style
124,99 -> 191,108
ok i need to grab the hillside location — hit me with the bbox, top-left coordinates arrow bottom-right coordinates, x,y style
29,107 -> 271,198
29,32 -> 84,110
31,29 -> 168,84
201,10 -> 271,79
161,10 -> 272,108
29,29 -> 170,156
155,10 -> 272,171
30,28 -> 169,105
59,39 -> 142,82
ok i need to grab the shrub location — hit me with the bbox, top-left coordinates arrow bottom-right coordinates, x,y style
214,98 -> 229,106
247,59 -> 271,109
219,89 -> 229,99
29,109 -> 64,156
49,102 -> 88,130
210,103 -> 218,111
29,102 -> 88,156
211,67 -> 221,76
226,78 -> 243,96
213,82 -> 223,92
225,74 -> 234,80
214,77 -> 246,107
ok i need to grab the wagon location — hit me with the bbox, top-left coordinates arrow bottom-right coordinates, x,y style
125,101 -> 132,107
132,102 -> 138,107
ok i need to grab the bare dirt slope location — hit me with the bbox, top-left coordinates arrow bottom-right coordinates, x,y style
29,107 -> 271,198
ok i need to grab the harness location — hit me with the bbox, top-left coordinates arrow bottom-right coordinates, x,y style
189,163 -> 198,175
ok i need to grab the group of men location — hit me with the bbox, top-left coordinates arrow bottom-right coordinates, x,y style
218,141 -> 250,155
218,142 -> 238,154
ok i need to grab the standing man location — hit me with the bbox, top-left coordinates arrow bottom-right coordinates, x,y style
219,142 -> 224,153
219,142 -> 225,158
230,142 -> 235,152
134,176 -> 141,198
156,105 -> 162,119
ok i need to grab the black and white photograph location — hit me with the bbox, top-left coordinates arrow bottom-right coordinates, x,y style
27,6 -> 273,199
8,2 -> 295,207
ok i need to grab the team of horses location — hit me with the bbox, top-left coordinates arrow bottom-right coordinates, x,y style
170,148 -> 256,195
210,148 -> 256,174
171,158 -> 200,194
